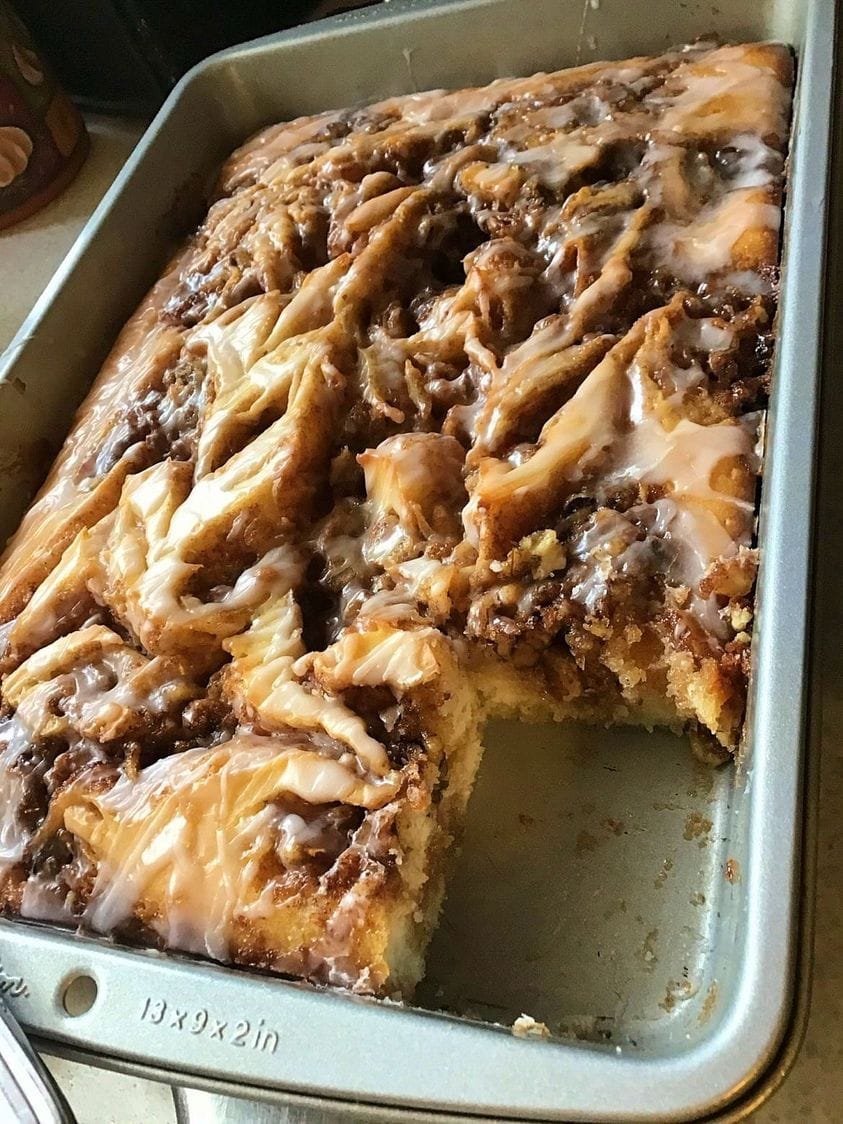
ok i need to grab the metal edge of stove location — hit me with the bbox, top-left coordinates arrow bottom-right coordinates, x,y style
0,0 -> 836,1120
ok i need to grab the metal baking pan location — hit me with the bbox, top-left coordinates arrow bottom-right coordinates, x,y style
0,0 -> 834,1119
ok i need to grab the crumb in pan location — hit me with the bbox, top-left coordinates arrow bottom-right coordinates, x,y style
512,1014 -> 552,1039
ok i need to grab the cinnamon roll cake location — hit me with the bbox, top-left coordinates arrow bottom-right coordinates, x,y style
0,41 -> 792,997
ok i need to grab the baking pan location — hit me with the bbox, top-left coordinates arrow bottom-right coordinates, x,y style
0,0 -> 834,1119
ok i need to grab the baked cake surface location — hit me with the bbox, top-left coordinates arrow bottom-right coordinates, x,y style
0,41 -> 791,996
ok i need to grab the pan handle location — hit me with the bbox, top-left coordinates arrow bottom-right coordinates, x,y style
0,997 -> 76,1124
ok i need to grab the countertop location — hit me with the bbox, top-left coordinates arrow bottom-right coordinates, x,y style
1,114 -> 842,1124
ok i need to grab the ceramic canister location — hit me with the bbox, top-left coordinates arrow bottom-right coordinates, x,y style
0,1 -> 88,230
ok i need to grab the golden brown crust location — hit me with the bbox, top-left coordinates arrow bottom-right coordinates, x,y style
0,40 -> 791,996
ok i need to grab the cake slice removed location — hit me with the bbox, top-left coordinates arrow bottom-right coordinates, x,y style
0,39 -> 791,997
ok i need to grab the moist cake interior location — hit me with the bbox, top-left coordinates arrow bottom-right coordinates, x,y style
0,40 -> 791,998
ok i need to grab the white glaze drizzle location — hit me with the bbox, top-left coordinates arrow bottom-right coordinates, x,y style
0,40 -> 791,980
45,735 -> 397,958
